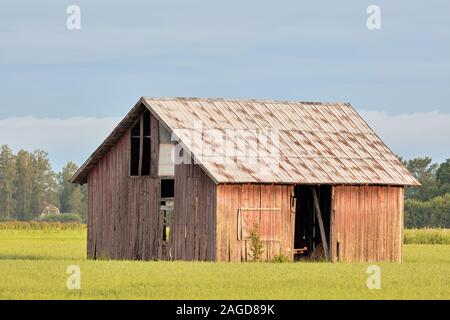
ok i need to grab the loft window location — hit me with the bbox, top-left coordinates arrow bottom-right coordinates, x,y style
130,120 -> 140,176
161,179 -> 174,198
142,110 -> 151,175
130,110 -> 151,176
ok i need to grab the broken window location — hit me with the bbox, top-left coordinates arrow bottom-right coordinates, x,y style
130,109 -> 151,176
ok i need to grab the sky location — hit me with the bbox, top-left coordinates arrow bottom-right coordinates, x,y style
0,1 -> 449,171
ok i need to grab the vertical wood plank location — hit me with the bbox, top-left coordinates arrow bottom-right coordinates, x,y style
333,185 -> 403,262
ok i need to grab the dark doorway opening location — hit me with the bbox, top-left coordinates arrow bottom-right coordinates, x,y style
160,179 -> 174,259
293,185 -> 332,261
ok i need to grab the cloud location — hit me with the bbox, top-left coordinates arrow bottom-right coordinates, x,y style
0,116 -> 120,171
360,110 -> 450,163
0,110 -> 449,172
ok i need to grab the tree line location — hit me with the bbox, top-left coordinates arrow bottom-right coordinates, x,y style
400,157 -> 450,228
0,145 -> 87,221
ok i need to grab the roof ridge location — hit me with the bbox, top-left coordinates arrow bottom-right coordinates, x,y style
143,96 -> 350,106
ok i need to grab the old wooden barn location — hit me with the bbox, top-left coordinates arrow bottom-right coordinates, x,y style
71,97 -> 419,262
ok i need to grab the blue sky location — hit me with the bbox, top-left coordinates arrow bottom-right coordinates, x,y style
1,1 -> 449,170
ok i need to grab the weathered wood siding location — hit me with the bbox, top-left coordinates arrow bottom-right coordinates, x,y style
216,184 -> 294,262
331,185 -> 404,262
170,164 -> 217,261
87,115 -> 162,260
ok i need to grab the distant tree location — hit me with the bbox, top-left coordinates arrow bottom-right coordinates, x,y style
405,194 -> 450,228
80,185 -> 88,221
436,159 -> 450,195
13,150 -> 33,220
403,157 -> 438,201
58,161 -> 79,213
30,150 -> 59,218
0,145 -> 17,219
58,161 -> 87,220
68,186 -> 83,215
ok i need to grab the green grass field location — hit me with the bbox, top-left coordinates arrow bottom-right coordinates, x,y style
0,228 -> 449,300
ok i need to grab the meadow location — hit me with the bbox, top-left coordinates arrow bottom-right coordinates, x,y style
0,225 -> 449,300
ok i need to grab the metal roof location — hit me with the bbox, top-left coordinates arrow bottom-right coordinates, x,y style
71,97 -> 419,186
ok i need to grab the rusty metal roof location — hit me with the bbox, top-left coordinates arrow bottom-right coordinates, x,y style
72,97 -> 419,186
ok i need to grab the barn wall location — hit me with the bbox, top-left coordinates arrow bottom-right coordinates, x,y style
331,185 -> 404,262
170,164 -> 217,261
216,184 -> 295,262
87,115 -> 162,260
